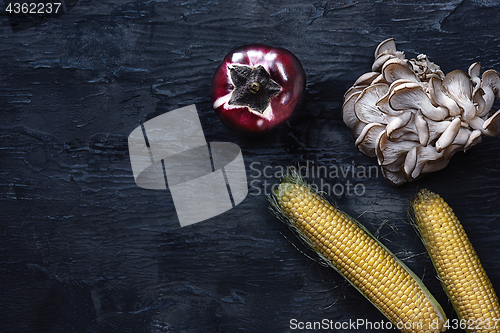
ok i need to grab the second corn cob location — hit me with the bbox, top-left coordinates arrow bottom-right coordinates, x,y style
410,189 -> 500,333
269,172 -> 446,333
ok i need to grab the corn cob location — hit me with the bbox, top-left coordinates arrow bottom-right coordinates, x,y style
269,172 -> 446,333
410,189 -> 500,333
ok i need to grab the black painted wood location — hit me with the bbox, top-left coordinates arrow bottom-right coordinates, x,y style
1,1 -> 500,332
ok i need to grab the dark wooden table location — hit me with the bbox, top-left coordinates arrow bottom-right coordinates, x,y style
2,1 -> 500,332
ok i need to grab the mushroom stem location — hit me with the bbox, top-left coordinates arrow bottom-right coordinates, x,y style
415,113 -> 430,146
386,112 -> 412,139
436,118 -> 461,153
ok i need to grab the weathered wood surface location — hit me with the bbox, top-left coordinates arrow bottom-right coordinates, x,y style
1,0 -> 500,332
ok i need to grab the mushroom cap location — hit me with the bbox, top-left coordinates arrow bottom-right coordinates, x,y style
344,85 -> 364,102
354,84 -> 390,124
353,71 -> 380,87
355,123 -> 385,157
420,155 -> 450,175
468,62 -> 481,83
371,38 -> 405,72
483,109 -> 500,136
472,88 -> 487,118
381,160 -> 408,186
377,79 -> 419,116
342,91 -> 361,129
376,131 -> 419,166
428,77 -> 461,117
465,129 -> 483,150
423,117 -> 455,146
382,59 -> 418,83
371,74 -> 387,85
372,54 -> 394,72
389,82 -> 449,121
481,69 -> 500,95
469,62 -> 482,97
375,38 -> 397,58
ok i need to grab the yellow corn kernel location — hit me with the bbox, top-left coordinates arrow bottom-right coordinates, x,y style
270,175 -> 446,333
411,189 -> 500,333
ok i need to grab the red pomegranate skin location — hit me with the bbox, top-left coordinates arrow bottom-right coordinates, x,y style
211,44 -> 306,135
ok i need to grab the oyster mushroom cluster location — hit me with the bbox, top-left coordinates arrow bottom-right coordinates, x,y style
343,38 -> 500,185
